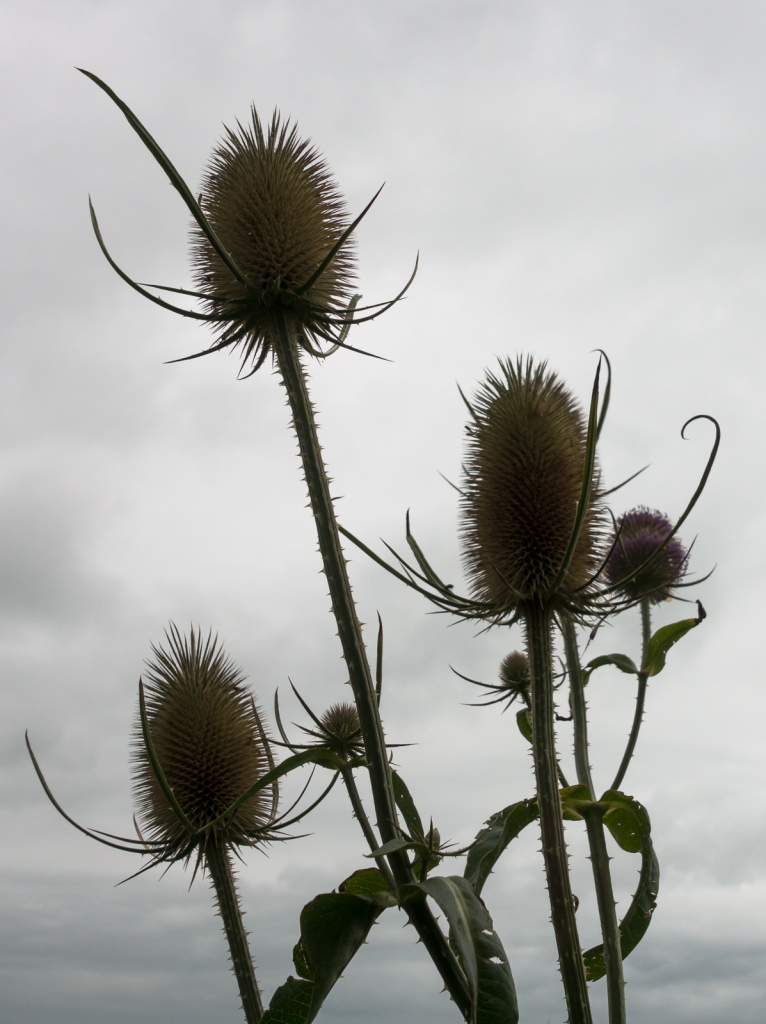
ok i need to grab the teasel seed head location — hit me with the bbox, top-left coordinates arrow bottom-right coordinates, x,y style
606,507 -> 689,603
460,356 -> 603,612
317,702 -> 364,760
132,625 -> 274,857
499,651 -> 531,695
191,110 -> 355,370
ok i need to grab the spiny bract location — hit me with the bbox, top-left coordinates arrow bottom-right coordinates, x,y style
132,625 -> 273,855
460,356 -> 603,611
191,110 -> 355,371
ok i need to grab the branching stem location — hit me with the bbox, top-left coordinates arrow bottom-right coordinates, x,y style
273,317 -> 472,1020
341,766 -> 396,891
526,603 -> 592,1024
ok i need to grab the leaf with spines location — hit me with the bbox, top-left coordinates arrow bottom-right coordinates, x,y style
464,800 -> 538,896
401,875 -> 518,1024
261,868 -> 393,1024
581,653 -> 639,686
582,791 -> 659,981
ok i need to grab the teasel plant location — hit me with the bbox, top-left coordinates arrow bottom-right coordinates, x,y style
27,625 -> 342,1024
72,70 -> 519,1024
341,354 -> 719,1024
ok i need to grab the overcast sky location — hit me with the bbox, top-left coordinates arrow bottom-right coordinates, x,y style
1,2 -> 765,1023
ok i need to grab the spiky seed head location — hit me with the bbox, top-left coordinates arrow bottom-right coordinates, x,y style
191,110 -> 355,370
318,702 -> 363,759
460,356 -> 603,611
132,625 -> 273,854
606,507 -> 688,603
499,651 -> 531,694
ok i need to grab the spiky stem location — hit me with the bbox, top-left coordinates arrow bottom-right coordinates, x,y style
205,839 -> 263,1024
583,807 -> 626,1024
611,599 -> 652,792
563,616 -> 626,1024
341,766 -> 396,891
526,603 -> 592,1024
273,317 -> 473,1020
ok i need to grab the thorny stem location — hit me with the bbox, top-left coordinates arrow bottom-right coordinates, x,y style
563,617 -> 626,1024
583,807 -> 626,1024
272,317 -> 473,1020
526,603 -> 593,1024
205,839 -> 263,1024
611,599 -> 652,792
341,766 -> 396,891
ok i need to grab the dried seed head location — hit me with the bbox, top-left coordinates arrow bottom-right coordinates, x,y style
460,357 -> 602,610
318,702 -> 363,759
132,626 -> 273,853
499,651 -> 531,694
606,507 -> 688,604
191,110 -> 355,369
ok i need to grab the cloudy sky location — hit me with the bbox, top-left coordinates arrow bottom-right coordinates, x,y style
1,2 -> 764,1022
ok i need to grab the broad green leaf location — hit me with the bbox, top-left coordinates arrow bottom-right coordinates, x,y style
463,800 -> 538,897
582,653 -> 639,686
402,875 -> 518,1024
365,836 -> 413,858
515,708 -> 532,744
583,792 -> 659,982
391,770 -> 425,837
559,784 -> 593,821
261,888 -> 382,1024
644,611 -> 704,677
339,868 -> 399,907
600,790 -> 644,853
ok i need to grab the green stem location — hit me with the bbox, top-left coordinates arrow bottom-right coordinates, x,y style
341,766 -> 396,891
563,617 -> 626,1024
273,319 -> 472,1020
205,839 -> 263,1024
610,600 -> 652,792
583,807 -> 626,1024
526,603 -> 592,1024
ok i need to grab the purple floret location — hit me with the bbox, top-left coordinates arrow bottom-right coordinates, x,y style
606,507 -> 688,603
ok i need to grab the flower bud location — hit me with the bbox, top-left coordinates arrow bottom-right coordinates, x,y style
460,357 -> 602,610
132,626 -> 272,853
318,702 -> 363,759
499,651 -> 531,695
606,507 -> 688,603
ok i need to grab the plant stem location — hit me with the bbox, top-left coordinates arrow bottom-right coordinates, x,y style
273,319 -> 472,1020
583,807 -> 626,1024
526,603 -> 592,1024
341,766 -> 396,891
610,600 -> 652,792
205,839 -> 263,1024
562,616 -> 626,1024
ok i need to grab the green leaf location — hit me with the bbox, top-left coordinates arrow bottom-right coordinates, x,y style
464,800 -> 538,897
339,868 -> 399,907
582,653 -> 639,686
515,708 -> 532,744
599,790 -> 643,853
391,770 -> 425,837
559,784 -> 593,822
365,836 -> 413,858
261,889 -> 382,1024
402,876 -> 518,1024
644,611 -> 704,677
583,792 -> 659,982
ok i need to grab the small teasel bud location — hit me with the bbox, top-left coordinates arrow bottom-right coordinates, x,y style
132,625 -> 273,854
191,111 -> 355,367
460,356 -> 603,610
606,506 -> 689,603
318,702 -> 364,759
499,651 -> 531,694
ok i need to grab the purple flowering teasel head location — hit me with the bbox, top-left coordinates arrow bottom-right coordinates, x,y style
606,507 -> 689,604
